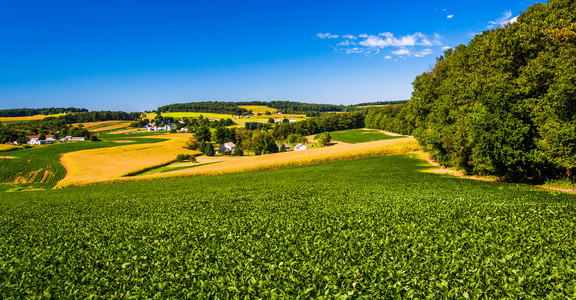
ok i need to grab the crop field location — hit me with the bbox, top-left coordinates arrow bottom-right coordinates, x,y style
0,114 -> 65,123
0,144 -> 18,152
73,120 -> 127,129
238,105 -> 276,113
75,137 -> 419,186
0,137 -> 167,191
56,137 -> 201,188
317,129 -> 405,144
1,154 -> 575,298
89,122 -> 132,132
146,112 -> 235,120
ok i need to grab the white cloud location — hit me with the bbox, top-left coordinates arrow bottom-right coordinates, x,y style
414,49 -> 433,57
392,48 -> 411,56
317,31 -> 443,58
447,14 -> 454,19
487,10 -> 518,28
316,33 -> 339,39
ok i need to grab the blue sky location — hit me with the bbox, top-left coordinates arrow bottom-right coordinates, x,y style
0,0 -> 540,112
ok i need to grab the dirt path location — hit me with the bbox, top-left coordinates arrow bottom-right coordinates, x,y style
419,151 -> 576,194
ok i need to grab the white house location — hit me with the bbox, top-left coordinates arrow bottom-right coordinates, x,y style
218,142 -> 236,153
294,143 -> 309,151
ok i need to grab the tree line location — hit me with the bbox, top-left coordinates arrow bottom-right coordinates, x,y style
0,111 -> 139,143
0,107 -> 88,117
157,102 -> 248,115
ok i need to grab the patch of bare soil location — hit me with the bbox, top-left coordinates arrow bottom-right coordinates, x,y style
420,151 -> 576,194
419,151 -> 495,182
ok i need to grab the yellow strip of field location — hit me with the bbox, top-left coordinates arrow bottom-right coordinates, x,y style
61,137 -> 418,187
0,114 -> 64,122
0,144 -> 18,152
107,128 -> 146,134
73,120 -> 128,129
146,112 -> 235,120
56,137 -> 201,188
238,105 -> 276,114
89,122 -> 132,132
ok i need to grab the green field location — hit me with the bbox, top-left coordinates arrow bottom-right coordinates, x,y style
0,136 -> 166,191
1,154 -> 575,298
316,129 -> 404,144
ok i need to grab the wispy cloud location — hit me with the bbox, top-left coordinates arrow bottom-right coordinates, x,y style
317,31 -> 444,58
316,33 -> 339,39
487,10 -> 518,29
447,14 -> 454,19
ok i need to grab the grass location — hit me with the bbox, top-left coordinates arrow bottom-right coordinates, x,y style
315,128 -> 404,144
1,154 -> 575,298
56,137 -> 201,188
137,161 -> 221,175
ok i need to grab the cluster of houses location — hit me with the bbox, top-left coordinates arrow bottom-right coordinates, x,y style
215,142 -> 309,155
278,143 -> 310,151
146,123 -> 176,132
26,135 -> 87,145
275,118 -> 297,124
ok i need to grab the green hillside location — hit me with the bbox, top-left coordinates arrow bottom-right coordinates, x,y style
1,154 -> 575,298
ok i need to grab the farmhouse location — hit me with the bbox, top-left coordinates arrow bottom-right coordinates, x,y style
218,142 -> 235,153
278,143 -> 291,151
294,143 -> 309,151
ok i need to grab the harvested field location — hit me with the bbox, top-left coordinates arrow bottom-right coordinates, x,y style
56,137 -> 201,188
72,120 -> 127,129
0,114 -> 64,123
69,137 -> 418,186
0,145 -> 18,152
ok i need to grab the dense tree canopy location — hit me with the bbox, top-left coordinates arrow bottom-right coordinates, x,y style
0,107 -> 87,117
367,0 -> 576,181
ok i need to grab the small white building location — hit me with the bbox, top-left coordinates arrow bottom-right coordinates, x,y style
218,142 -> 236,153
294,143 -> 309,151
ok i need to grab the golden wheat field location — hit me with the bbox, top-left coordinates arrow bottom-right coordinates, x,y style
238,105 -> 276,114
0,144 -> 18,152
56,137 -> 200,188
62,137 -> 418,187
73,121 -> 132,132
89,122 -> 132,132
0,114 -> 65,122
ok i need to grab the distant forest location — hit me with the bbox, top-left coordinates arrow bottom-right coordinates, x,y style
0,111 -> 141,143
0,107 -> 88,117
366,0 -> 576,182
157,100 -> 407,115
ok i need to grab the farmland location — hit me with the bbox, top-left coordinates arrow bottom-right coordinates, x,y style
0,114 -> 65,123
317,128 -> 406,144
238,105 -> 276,113
0,136 -> 167,191
1,154 -> 575,298
61,137 -> 418,187
56,136 -> 200,188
